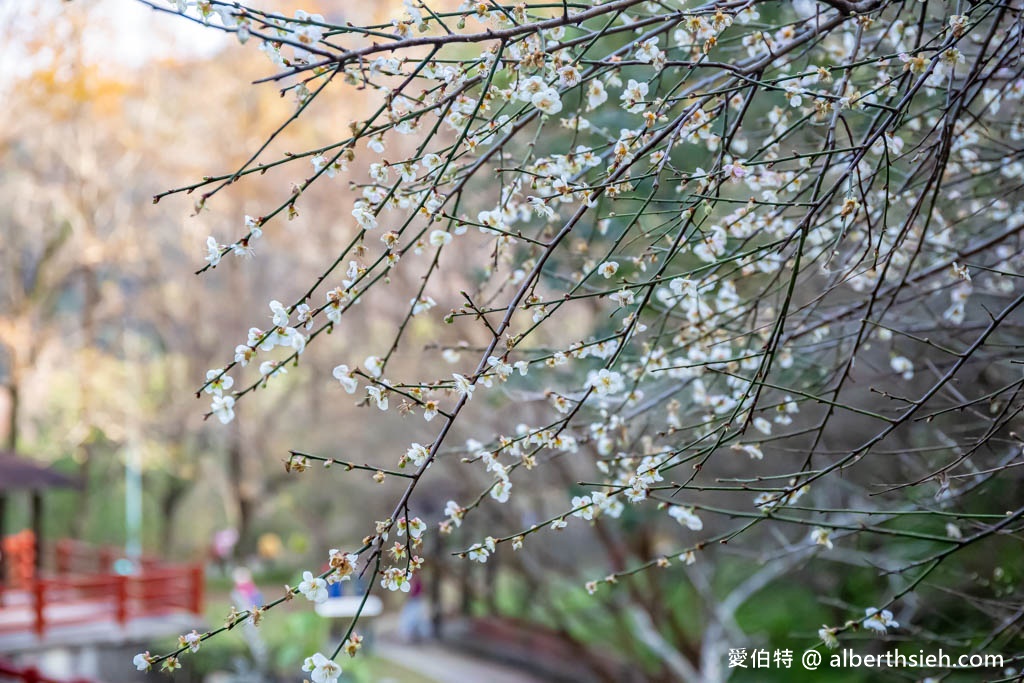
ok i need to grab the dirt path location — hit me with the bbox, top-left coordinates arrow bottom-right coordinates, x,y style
374,638 -> 547,683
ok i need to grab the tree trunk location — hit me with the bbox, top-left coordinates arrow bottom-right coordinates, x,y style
227,418 -> 255,559
159,478 -> 189,553
5,379 -> 17,452
3,351 -> 21,452
69,439 -> 95,539
71,266 -> 101,535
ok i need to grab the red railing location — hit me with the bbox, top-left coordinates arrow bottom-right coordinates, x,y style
0,659 -> 93,683
0,537 -> 204,638
53,539 -> 163,575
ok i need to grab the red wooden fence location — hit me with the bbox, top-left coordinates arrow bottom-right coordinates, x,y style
0,659 -> 92,683
53,539 -> 164,576
0,537 -> 204,638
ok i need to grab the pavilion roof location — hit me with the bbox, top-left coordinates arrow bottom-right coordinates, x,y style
0,451 -> 80,493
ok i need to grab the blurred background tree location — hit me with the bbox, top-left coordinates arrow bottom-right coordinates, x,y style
4,1 -> 1024,682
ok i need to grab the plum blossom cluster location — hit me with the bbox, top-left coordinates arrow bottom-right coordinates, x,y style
145,0 -> 1024,675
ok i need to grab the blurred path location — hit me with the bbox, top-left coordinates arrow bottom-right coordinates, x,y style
374,638 -> 546,683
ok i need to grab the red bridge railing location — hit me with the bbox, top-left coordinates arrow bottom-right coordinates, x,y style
0,536 -> 204,638
0,659 -> 93,683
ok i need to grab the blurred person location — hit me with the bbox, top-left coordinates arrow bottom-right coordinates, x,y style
230,566 -> 269,672
231,566 -> 263,609
211,528 -> 239,575
397,573 -> 430,643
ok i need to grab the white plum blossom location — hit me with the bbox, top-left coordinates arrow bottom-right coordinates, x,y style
477,208 -> 505,233
598,261 -> 619,278
204,236 -> 222,266
298,571 -> 328,603
367,385 -> 388,411
810,527 -> 833,549
406,443 -> 430,468
264,324 -> 306,354
557,65 -> 581,87
452,373 -> 475,400
609,288 -> 636,306
732,443 -> 764,460
429,229 -> 453,247
621,79 -> 649,113
753,417 -> 772,435
668,506 -> 703,530
204,369 -> 233,396
890,356 -> 913,380
311,154 -> 344,178
863,608 -> 899,633
133,652 -> 152,671
328,550 -> 359,582
380,565 -> 411,593
586,80 -> 608,110
294,303 -> 313,329
332,365 -> 358,393
234,345 -> 255,367
400,516 -> 427,539
365,356 -> 384,378
211,395 -> 235,424
411,296 -> 437,315
635,38 -> 663,64
487,356 -> 513,380
302,652 -> 342,683
444,500 -> 465,528
819,627 -> 839,649
421,152 -> 442,171
587,369 -> 625,396
178,630 -> 201,653
491,478 -> 512,503
467,536 -> 497,563
269,300 -> 289,327
467,543 -> 489,562
571,495 -> 596,520
531,88 -> 563,115
785,85 -> 803,107
737,6 -> 760,22
528,196 -> 555,219
352,202 -> 378,230
259,360 -> 287,381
